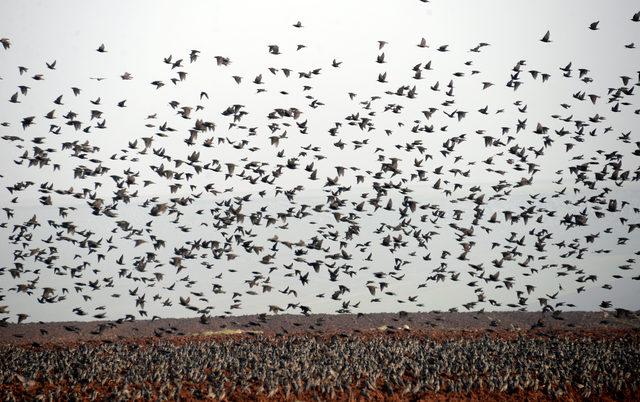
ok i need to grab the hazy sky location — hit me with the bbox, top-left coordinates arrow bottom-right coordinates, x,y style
0,1 -> 639,323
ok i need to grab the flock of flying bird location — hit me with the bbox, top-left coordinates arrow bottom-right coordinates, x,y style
1,10 -> 640,328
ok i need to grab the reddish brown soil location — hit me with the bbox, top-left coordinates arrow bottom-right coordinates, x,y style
1,310 -> 638,345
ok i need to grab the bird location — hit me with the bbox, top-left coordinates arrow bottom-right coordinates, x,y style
540,30 -> 551,43
16,313 -> 28,324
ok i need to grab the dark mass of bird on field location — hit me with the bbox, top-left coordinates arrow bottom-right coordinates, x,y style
0,0 -> 640,400
1,325 -> 639,401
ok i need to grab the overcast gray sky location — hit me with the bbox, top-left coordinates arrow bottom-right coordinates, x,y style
0,1 -> 639,323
